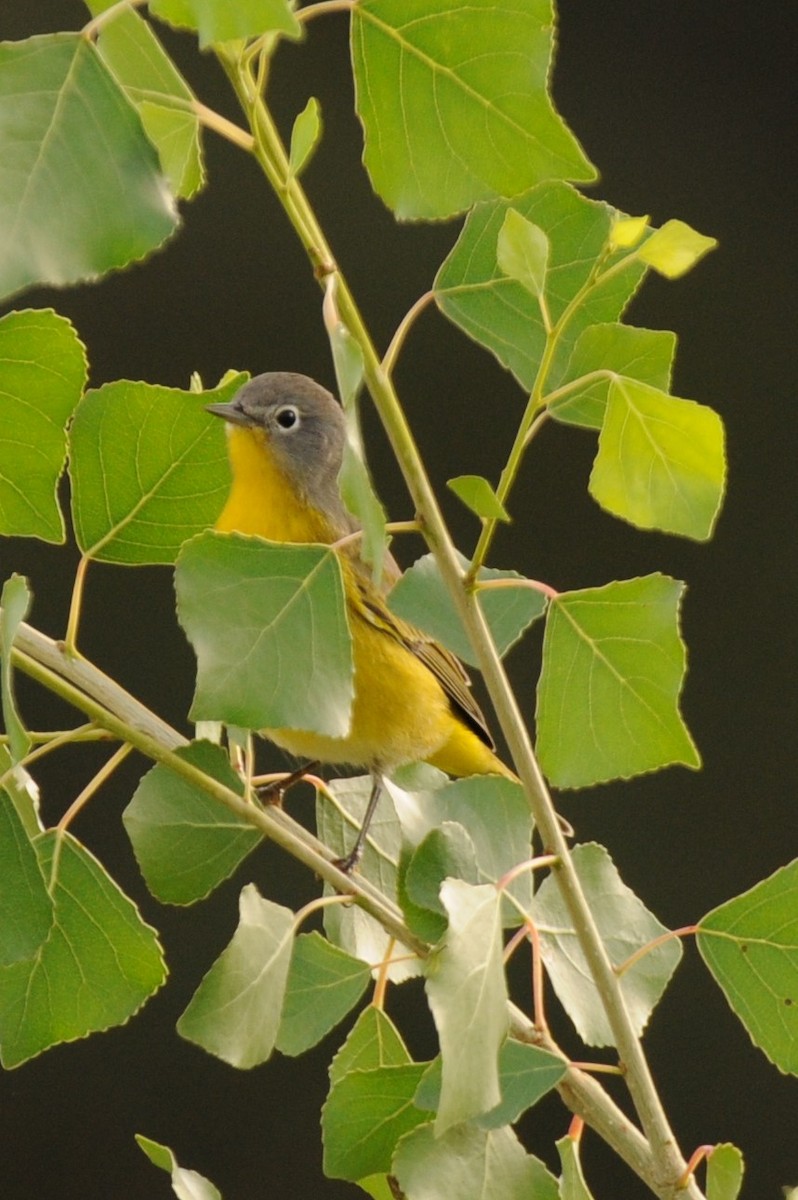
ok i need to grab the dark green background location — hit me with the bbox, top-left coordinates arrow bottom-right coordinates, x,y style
1,2 -> 795,1197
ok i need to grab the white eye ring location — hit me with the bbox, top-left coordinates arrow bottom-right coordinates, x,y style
275,405 -> 300,431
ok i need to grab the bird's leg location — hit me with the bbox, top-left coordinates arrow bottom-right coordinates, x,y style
255,761 -> 320,807
334,772 -> 384,874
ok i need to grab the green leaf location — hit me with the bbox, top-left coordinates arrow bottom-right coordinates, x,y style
552,323 -> 676,429
69,374 -> 244,564
415,1039 -> 566,1128
425,880 -> 508,1132
94,5 -> 204,198
435,182 -> 645,390
0,309 -> 87,542
0,35 -> 178,301
388,551 -> 545,668
0,575 -> 32,763
697,860 -> 798,1074
400,822 -> 478,942
0,791 -> 52,967
556,1133 -> 595,1200
177,884 -> 294,1068
0,831 -> 166,1067
329,1005 -> 411,1087
637,218 -> 717,279
356,1176 -> 395,1200
351,0 -> 594,220
706,1143 -> 745,1200
393,1124 -> 559,1200
590,379 -> 726,540
497,210 -> 549,298
319,777 -> 422,984
176,532 -> 353,734
123,741 -> 259,905
150,0 -> 302,47
536,574 -> 700,788
447,475 -> 510,522
275,931 -> 371,1057
322,1063 -> 431,1181
532,843 -> 683,1047
288,97 -> 322,177
136,1136 -> 222,1200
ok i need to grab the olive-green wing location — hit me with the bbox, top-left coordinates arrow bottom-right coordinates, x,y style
351,569 -> 495,750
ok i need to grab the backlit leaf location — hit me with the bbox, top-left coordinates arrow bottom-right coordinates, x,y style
532,843 -> 683,1047
328,1005 -> 410,1086
0,308 -> 87,542
590,379 -> 726,540
447,475 -> 510,522
536,574 -> 700,788
177,884 -> 294,1068
0,789 -> 52,967
70,375 -> 245,564
497,210 -> 549,298
697,860 -> 798,1074
0,575 -> 32,763
435,182 -> 645,390
552,322 -> 676,429
0,34 -> 177,300
351,0 -> 594,220
638,218 -> 717,279
706,1143 -> 744,1200
289,97 -> 322,177
150,0 -> 302,47
0,831 -> 165,1067
136,1136 -> 222,1200
176,532 -> 353,735
388,551 -> 545,667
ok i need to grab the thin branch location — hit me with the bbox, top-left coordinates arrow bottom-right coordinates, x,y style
57,743 -> 134,831
382,290 -> 435,377
192,100 -> 255,153
297,0 -> 356,23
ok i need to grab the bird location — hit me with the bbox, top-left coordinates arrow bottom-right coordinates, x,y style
206,372 -> 514,870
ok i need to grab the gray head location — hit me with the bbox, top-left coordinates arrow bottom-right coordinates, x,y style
207,372 -> 355,532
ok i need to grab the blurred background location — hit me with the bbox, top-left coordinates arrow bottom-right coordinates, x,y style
1,1 -> 796,1197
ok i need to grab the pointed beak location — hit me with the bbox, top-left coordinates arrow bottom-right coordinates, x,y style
205,399 -> 249,426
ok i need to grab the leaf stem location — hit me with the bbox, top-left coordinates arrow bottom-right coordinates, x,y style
615,926 -> 698,977
192,101 -> 255,153
65,555 -> 90,652
56,742 -> 134,832
382,290 -> 435,377
475,576 -> 559,601
0,722 -> 102,790
297,0 -> 356,22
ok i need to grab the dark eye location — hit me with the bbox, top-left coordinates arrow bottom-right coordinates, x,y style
275,405 -> 299,430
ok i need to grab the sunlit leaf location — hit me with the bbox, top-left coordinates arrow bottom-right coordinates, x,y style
497,210 -> 549,298
637,218 -> 717,279
532,843 -> 683,1046
435,182 -> 645,390
536,574 -> 700,788
610,214 -> 649,249
136,1135 -> 222,1200
177,884 -> 294,1068
447,475 -> 510,522
289,97 -> 322,177
552,322 -> 676,429
0,575 -> 31,763
351,0 -> 594,219
93,4 -> 204,197
275,931 -> 370,1056
0,309 -> 87,541
70,375 -> 245,563
697,860 -> 798,1074
388,551 -> 545,667
706,1143 -> 744,1200
0,746 -> 42,838
123,740 -> 260,905
425,880 -> 508,1131
393,1124 -> 559,1200
176,532 -> 353,734
590,379 -> 726,540
0,790 -> 52,967
322,1063 -> 431,1181
150,0 -> 302,47
0,831 -> 166,1067
0,34 -> 177,301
